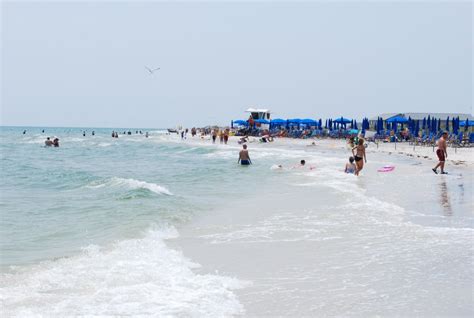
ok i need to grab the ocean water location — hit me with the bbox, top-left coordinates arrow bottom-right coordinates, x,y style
1,127 -> 473,316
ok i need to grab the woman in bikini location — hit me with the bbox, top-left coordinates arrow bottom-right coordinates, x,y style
352,138 -> 367,176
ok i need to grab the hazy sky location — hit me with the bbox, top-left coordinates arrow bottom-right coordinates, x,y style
1,1 -> 472,128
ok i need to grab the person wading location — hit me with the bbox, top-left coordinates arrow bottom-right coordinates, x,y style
432,131 -> 448,174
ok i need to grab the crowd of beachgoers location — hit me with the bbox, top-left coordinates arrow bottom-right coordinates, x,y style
18,121 -> 470,176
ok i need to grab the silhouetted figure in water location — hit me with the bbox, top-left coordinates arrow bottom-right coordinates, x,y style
92,131 -> 95,136
23,130 -> 27,134
83,131 -> 86,137
42,129 -> 45,133
145,132 -> 149,138
53,138 -> 60,147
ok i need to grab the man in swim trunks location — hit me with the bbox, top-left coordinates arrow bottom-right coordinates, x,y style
238,144 -> 252,165
432,131 -> 448,174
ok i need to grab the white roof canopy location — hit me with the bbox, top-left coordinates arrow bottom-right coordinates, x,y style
246,108 -> 271,113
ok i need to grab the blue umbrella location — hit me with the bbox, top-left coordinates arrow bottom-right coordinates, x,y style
288,118 -> 302,123
354,120 -> 358,130
422,117 -> 426,130
271,118 -> 287,127
300,118 -> 317,125
459,119 -> 474,127
445,117 -> 450,132
255,119 -> 270,124
233,120 -> 248,126
318,119 -> 322,129
333,117 -> 351,124
386,116 -> 408,123
325,119 -> 328,129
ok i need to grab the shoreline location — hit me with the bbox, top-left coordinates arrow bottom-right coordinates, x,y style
167,135 -> 473,316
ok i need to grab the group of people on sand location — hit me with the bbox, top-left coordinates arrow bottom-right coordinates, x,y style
44,137 -> 59,147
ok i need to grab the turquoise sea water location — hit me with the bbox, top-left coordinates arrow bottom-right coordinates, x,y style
0,127 -> 277,266
1,126 -> 473,316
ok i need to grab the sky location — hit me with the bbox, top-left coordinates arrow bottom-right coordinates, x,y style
1,1 -> 472,128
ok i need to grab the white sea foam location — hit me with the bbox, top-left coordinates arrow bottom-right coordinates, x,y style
87,177 -> 173,195
0,227 -> 246,316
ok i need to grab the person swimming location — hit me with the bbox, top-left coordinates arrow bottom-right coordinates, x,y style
238,144 -> 252,165
44,137 -> 53,147
345,156 -> 356,174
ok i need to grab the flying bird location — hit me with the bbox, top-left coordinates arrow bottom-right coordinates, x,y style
145,66 -> 160,74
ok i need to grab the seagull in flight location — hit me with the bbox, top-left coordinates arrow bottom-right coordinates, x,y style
145,66 -> 160,74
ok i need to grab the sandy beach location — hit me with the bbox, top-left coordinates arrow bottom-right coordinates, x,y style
165,133 -> 473,316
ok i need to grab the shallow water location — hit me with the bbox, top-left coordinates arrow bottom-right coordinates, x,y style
1,127 -> 473,316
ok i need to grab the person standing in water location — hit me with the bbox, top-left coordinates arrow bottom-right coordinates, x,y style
44,137 -> 53,147
432,131 -> 448,174
352,138 -> 366,176
224,128 -> 229,145
238,144 -> 252,165
212,129 -> 217,143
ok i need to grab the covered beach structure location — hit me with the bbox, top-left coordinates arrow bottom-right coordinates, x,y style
370,113 -> 473,131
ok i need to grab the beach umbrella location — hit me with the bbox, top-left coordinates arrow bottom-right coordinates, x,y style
325,119 -> 328,129
255,119 -> 270,124
288,118 -> 302,123
233,120 -> 248,126
354,120 -> 358,130
386,116 -> 408,123
437,118 -> 441,132
459,119 -> 474,127
422,117 -> 426,130
300,118 -> 317,125
318,119 -> 322,129
386,116 -> 408,132
271,118 -> 287,128
445,117 -> 450,132
333,117 -> 351,124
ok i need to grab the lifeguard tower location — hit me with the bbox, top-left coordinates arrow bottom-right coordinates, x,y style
245,108 -> 271,121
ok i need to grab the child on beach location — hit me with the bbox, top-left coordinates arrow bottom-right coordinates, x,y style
345,157 -> 356,174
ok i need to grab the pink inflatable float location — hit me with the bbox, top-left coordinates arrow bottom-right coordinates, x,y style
377,165 -> 395,172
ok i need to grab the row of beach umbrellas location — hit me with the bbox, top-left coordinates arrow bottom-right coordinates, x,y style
233,116 -> 473,134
